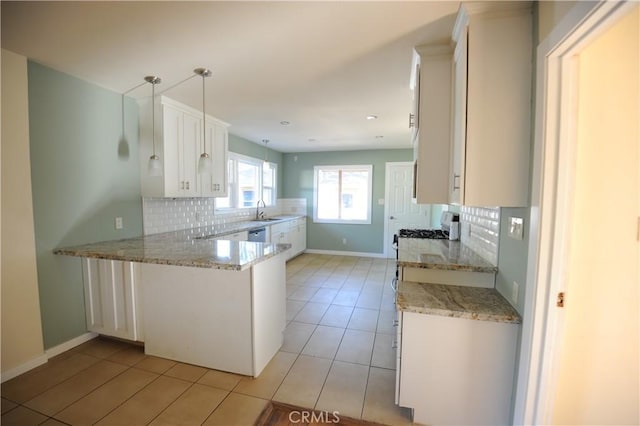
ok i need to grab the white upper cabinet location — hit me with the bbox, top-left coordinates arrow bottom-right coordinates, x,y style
139,96 -> 229,198
410,44 -> 453,205
199,118 -> 229,197
450,1 -> 532,207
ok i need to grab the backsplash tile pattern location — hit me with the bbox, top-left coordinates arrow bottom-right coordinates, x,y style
459,206 -> 500,266
142,197 -> 307,235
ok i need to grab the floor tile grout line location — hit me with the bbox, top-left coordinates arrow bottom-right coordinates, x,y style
87,367 -> 165,426
3,351 -> 104,407
144,380 -> 199,426
23,354 -> 132,421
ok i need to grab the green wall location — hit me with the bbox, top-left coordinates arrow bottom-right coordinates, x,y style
282,149 -> 412,253
228,133 -> 284,196
28,62 -> 143,349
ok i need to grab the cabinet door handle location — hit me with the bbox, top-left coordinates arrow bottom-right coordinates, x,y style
408,113 -> 415,128
180,181 -> 185,190
453,174 -> 461,190
186,181 -> 190,190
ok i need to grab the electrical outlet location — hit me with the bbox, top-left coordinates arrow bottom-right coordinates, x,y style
508,217 -> 524,240
512,281 -> 519,304
342,238 -> 347,245
115,217 -> 123,230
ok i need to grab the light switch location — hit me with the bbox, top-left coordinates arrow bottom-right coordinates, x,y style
378,198 -> 384,205
115,217 -> 123,230
508,217 -> 523,240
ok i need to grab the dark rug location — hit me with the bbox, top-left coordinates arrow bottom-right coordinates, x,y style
255,402 -> 388,426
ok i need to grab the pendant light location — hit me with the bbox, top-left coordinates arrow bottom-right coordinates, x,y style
145,75 -> 162,176
194,67 -> 213,174
262,139 -> 270,169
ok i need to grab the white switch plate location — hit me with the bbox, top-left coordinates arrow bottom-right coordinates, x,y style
115,217 -> 123,230
508,217 -> 524,240
377,198 -> 384,205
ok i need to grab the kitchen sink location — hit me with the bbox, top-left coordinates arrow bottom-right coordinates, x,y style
252,218 -> 281,222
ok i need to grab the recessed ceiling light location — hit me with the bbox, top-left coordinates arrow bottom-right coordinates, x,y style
366,115 -> 378,120
308,138 -> 317,142
280,121 -> 291,126
375,135 -> 384,139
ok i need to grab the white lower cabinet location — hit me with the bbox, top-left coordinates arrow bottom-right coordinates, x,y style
82,258 -> 143,342
289,218 -> 306,258
396,311 -> 517,425
140,253 -> 285,376
270,219 -> 306,260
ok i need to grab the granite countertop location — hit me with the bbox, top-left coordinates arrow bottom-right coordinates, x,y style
397,281 -> 521,324
397,238 -> 498,273
53,216 -> 304,271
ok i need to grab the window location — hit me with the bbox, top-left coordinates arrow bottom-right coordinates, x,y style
216,152 -> 277,209
313,165 -> 372,224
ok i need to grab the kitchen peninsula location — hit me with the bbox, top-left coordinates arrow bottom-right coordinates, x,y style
54,223 -> 292,377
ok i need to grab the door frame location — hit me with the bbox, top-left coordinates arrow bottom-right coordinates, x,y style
514,1 -> 637,423
383,161 -> 414,258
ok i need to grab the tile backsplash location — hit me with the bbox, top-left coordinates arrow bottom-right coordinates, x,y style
142,198 -> 307,235
459,206 -> 500,266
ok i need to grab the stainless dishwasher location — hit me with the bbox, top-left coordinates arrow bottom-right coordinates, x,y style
248,227 -> 267,242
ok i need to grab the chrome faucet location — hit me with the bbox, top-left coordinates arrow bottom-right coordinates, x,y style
256,199 -> 266,220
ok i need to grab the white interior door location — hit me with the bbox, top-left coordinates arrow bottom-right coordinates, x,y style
383,162 -> 431,257
517,3 -> 639,424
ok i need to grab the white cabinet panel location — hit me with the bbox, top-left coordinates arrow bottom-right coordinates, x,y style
410,44 -> 453,204
82,259 -> 142,341
449,2 -> 532,207
140,96 -> 229,198
398,311 -> 517,425
200,119 -> 228,197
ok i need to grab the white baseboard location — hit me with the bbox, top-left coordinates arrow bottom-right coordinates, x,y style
0,332 -> 98,383
45,332 -> 98,359
1,353 -> 48,383
303,249 -> 389,259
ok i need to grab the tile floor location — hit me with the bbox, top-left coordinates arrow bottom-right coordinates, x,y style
1,254 -> 413,425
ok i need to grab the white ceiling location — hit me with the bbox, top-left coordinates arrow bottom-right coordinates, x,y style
1,1 -> 460,153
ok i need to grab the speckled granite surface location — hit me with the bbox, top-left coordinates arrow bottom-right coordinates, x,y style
53,216 -> 302,271
397,238 -> 498,273
397,281 -> 521,324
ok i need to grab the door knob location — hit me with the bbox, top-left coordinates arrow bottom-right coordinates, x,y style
390,216 -> 396,220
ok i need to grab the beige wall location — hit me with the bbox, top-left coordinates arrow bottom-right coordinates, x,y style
537,1 -> 578,41
552,7 -> 639,425
1,49 -> 46,375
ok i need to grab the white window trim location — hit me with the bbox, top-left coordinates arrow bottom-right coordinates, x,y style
313,164 -> 373,225
215,152 -> 277,211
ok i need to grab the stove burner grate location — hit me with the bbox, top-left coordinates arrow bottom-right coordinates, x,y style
398,228 -> 449,239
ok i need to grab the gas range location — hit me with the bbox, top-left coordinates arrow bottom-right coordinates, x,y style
396,211 -> 460,241
398,228 -> 449,239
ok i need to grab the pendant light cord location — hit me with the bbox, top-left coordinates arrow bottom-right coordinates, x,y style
202,73 -> 206,155
152,81 -> 156,157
